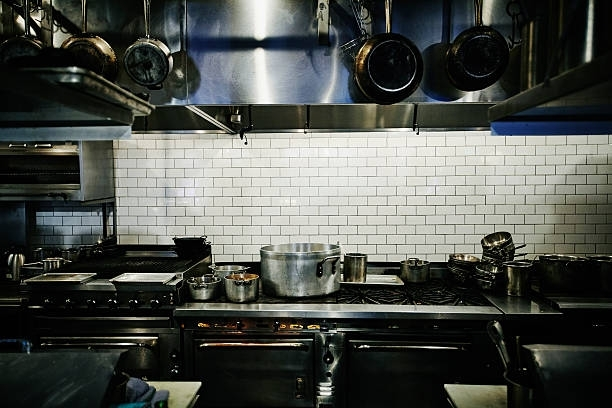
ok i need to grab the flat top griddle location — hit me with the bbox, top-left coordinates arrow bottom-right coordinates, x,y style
24,272 -> 97,285
109,272 -> 176,285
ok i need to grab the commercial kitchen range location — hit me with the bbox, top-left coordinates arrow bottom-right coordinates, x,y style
4,244 -> 612,408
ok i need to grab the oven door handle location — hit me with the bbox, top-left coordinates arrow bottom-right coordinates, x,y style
39,336 -> 158,349
352,344 -> 467,352
198,342 -> 310,350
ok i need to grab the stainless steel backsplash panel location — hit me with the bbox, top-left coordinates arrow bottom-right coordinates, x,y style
38,0 -> 515,105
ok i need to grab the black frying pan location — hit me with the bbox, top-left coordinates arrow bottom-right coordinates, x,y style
61,0 -> 118,81
0,0 -> 43,66
353,0 -> 423,105
446,0 -> 509,91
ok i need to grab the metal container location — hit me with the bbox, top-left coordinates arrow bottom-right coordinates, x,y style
6,251 -> 24,281
343,253 -> 367,283
400,258 -> 430,283
587,255 -> 612,295
260,243 -> 341,297
224,272 -> 259,303
504,261 -> 533,297
60,248 -> 80,262
537,254 -> 589,295
209,264 -> 249,277
187,274 -> 223,301
42,257 -> 65,272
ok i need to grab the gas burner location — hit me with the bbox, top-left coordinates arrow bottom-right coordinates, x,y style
337,287 -> 411,304
336,279 -> 491,306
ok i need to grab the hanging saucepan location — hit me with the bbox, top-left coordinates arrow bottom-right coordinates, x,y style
0,0 -> 43,66
445,0 -> 509,91
61,0 -> 118,81
353,0 -> 423,105
124,0 -> 173,90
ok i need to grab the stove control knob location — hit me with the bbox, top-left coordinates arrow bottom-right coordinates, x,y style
150,298 -> 161,309
43,297 -> 55,308
323,350 -> 334,365
107,298 -> 119,309
236,320 -> 244,330
64,298 -> 76,309
86,299 -> 97,309
129,299 -> 140,309
273,320 -> 281,332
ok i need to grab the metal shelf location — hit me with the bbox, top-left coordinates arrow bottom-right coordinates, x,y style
0,67 -> 154,140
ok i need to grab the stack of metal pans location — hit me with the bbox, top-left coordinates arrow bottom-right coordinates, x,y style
473,262 -> 507,291
481,231 -> 526,266
447,253 -> 480,284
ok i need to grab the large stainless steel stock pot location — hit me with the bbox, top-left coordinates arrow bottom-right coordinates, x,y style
260,243 -> 341,297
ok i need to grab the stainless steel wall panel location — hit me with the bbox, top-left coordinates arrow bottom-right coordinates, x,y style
35,0 -> 515,105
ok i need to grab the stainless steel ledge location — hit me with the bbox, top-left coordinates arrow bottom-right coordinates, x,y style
132,103 -> 493,134
0,67 -> 154,140
489,52 -> 612,135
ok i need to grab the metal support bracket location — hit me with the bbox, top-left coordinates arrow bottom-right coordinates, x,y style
317,0 -> 330,45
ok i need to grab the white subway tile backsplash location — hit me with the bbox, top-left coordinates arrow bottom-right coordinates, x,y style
24,130 -> 612,262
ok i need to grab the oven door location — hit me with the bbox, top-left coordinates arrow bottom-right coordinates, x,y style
190,335 -> 315,408
39,335 -> 161,379
31,315 -> 181,380
346,333 -> 496,408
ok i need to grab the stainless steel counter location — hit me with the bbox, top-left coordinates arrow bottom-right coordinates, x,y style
484,293 -> 562,317
444,384 -> 507,408
174,301 -> 503,320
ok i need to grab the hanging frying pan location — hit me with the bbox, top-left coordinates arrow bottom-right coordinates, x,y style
353,0 -> 423,105
445,0 -> 509,91
123,0 -> 173,90
0,0 -> 43,66
61,0 -> 118,81
421,0 -> 465,101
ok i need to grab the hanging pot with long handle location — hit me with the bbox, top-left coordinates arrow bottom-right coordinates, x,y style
353,0 -> 423,105
124,0 -> 173,90
61,0 -> 118,81
0,0 -> 43,65
421,0 -> 465,101
445,0 -> 509,91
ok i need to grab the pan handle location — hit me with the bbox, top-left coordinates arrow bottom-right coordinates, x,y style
385,0 -> 391,34
473,0 -> 483,27
316,255 -> 341,277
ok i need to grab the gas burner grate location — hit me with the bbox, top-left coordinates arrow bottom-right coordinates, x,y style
337,287 -> 412,305
55,257 -> 197,279
337,279 -> 491,306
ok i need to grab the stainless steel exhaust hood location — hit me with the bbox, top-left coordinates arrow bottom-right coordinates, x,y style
132,103 -> 493,134
1,0 -> 609,136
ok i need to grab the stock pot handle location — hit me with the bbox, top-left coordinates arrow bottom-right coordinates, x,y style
316,256 -> 341,277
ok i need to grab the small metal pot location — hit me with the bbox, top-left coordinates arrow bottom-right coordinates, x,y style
588,255 -> 612,295
187,274 -> 223,301
224,272 -> 259,303
60,248 -> 80,262
43,257 -> 65,272
537,254 -> 589,295
173,235 -> 209,258
400,258 -> 430,283
209,264 -> 249,277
